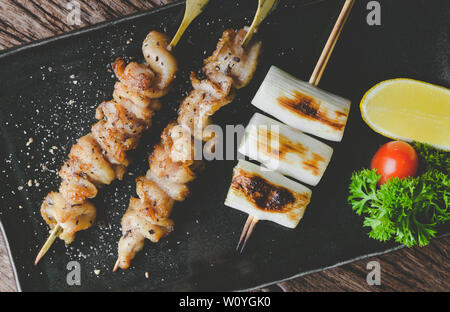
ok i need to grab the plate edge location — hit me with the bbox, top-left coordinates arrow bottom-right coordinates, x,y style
238,231 -> 450,292
0,220 -> 22,292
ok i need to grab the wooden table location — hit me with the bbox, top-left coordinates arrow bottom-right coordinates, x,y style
0,0 -> 448,292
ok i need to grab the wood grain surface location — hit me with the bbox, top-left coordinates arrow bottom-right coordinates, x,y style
0,0 -> 448,292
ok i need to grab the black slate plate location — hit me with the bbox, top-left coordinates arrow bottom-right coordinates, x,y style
0,0 -> 449,292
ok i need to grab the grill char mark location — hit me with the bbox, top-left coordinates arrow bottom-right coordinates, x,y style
277,91 -> 346,131
231,170 -> 296,212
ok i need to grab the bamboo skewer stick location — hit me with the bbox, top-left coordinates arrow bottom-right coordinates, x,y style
242,0 -> 279,48
34,1 -> 209,267
113,259 -> 120,272
236,216 -> 259,253
237,0 -> 355,253
309,0 -> 355,86
168,0 -> 211,50
34,224 -> 63,266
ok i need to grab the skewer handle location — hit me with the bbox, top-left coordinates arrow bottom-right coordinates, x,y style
113,259 -> 120,272
309,0 -> 355,86
242,0 -> 279,48
168,0 -> 210,50
236,215 -> 259,253
34,224 -> 63,265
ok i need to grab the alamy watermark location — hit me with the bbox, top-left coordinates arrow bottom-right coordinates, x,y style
66,260 -> 81,286
167,119 -> 281,171
67,1 -> 81,26
367,1 -> 381,26
366,260 -> 381,286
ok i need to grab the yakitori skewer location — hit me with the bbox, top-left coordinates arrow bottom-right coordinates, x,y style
113,28 -> 263,271
233,0 -> 356,252
34,1 -> 208,266
113,0 -> 279,272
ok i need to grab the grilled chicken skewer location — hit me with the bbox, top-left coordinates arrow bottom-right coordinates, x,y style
35,31 -> 178,265
114,28 -> 262,271
35,0 -> 212,265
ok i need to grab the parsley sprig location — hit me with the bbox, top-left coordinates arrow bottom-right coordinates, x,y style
349,144 -> 449,247
413,142 -> 450,175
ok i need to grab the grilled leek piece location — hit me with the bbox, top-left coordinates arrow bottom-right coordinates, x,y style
238,113 -> 333,186
225,160 -> 312,228
251,66 -> 351,142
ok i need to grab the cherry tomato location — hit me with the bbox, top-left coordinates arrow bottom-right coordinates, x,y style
370,141 -> 418,185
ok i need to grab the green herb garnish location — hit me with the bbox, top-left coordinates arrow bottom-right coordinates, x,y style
349,145 -> 449,247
